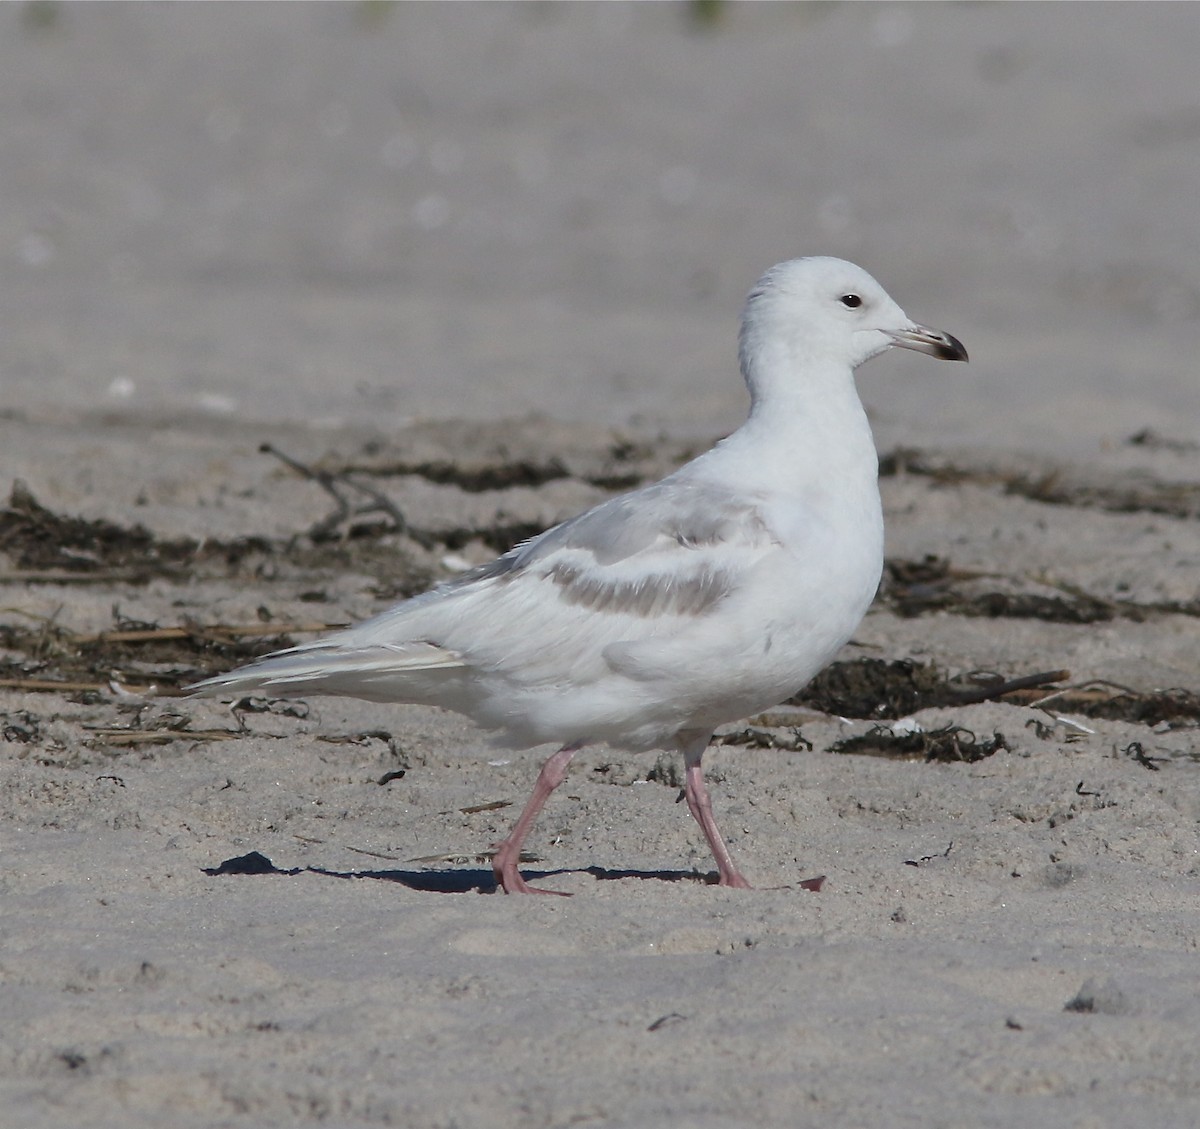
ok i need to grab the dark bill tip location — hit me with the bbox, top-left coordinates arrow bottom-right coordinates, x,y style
890,325 -> 969,363
932,331 -> 969,363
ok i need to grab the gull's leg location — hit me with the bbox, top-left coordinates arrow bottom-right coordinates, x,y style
491,743 -> 582,895
678,730 -> 752,889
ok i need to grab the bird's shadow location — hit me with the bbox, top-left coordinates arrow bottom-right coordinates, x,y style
330,864 -> 718,894
202,851 -> 716,894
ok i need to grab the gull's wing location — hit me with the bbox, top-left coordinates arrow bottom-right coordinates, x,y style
452,476 -> 778,617
190,475 -> 784,701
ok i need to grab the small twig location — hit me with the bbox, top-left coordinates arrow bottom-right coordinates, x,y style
1047,714 -> 1096,735
1031,573 -> 1123,614
1124,741 -> 1162,771
343,844 -> 402,861
0,677 -> 117,694
406,849 -> 543,865
1027,678 -> 1140,710
85,728 -> 246,746
0,569 -> 184,584
260,441 -> 354,538
68,621 -> 345,646
946,668 -> 1070,706
260,442 -> 437,548
459,800 -> 514,815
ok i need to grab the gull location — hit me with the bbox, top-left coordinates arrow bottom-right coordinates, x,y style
190,257 -> 967,893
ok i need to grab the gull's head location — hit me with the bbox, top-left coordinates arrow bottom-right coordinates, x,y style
739,257 -> 968,382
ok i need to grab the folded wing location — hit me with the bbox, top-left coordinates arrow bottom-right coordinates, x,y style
189,475 -> 783,710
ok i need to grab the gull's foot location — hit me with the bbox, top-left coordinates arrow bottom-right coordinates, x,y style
493,867 -> 573,897
491,846 -> 572,896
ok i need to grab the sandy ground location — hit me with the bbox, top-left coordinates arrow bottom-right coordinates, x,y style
5,4 -> 1200,1128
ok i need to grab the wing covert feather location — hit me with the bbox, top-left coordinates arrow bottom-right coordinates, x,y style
448,477 -> 780,620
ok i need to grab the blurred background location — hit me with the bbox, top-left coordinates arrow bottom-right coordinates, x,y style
3,1 -> 1200,454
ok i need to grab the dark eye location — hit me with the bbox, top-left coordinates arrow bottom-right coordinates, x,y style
839,294 -> 863,309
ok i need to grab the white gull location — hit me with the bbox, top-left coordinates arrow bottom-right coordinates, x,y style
190,257 -> 967,893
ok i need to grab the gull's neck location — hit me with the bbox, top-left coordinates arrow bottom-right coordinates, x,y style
700,331 -> 880,499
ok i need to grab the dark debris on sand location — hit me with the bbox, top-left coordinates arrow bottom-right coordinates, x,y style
4,447 -> 1200,738
830,724 -> 1010,764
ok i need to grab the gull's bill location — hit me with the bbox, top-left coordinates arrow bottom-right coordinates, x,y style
889,323 -> 969,363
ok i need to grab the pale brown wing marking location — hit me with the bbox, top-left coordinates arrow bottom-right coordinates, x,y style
545,561 -> 732,617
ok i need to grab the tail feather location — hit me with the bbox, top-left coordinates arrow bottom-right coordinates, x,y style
187,640 -> 466,701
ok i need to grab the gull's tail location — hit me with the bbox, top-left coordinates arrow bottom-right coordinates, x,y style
187,637 -> 466,704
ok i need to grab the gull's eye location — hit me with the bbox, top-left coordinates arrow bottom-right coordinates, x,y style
839,293 -> 863,309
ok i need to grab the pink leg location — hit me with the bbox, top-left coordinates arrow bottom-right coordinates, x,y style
491,743 -> 582,895
678,730 -> 752,889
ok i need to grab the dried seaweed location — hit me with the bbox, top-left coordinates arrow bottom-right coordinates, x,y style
0,480 -> 268,577
881,554 -> 1200,624
4,458 -> 1198,741
715,726 -> 813,751
882,556 -> 1120,623
346,455 -> 573,493
793,658 -> 1200,729
830,724 -> 1010,763
791,658 -> 954,719
330,429 -> 698,494
0,616 -> 343,692
12,456 -> 1192,637
1029,682 -> 1200,728
1,709 -> 40,743
880,446 -> 1200,521
1126,428 -> 1200,454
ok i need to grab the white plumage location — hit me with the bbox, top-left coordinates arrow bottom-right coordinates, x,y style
190,257 -> 967,893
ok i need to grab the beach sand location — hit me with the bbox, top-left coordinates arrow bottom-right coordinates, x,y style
4,5 -> 1200,1127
